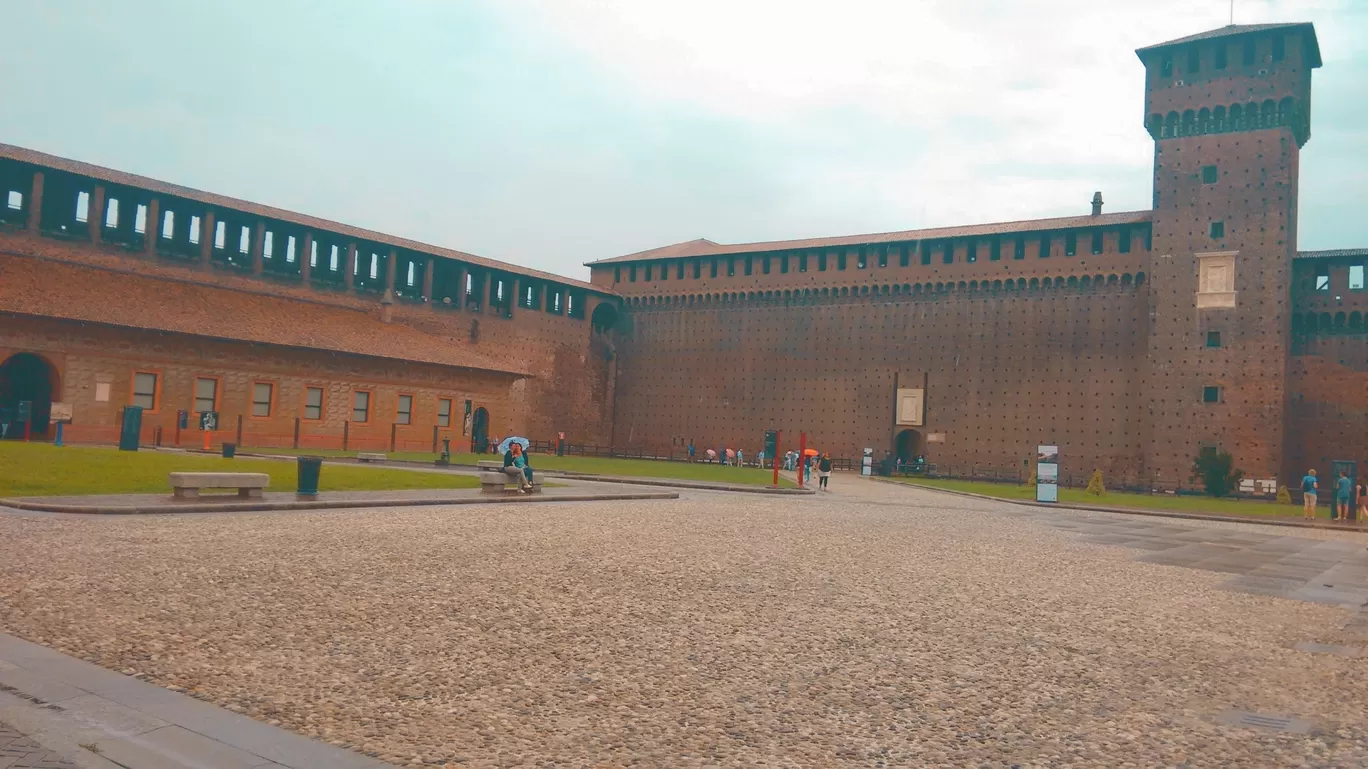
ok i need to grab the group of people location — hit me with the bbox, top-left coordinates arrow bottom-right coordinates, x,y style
1301,469 -> 1368,521
682,441 -> 833,489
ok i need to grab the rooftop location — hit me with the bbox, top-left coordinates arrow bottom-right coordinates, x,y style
1135,23 -> 1321,68
1296,248 -> 1368,260
587,210 -> 1153,266
0,255 -> 531,376
0,142 -> 605,295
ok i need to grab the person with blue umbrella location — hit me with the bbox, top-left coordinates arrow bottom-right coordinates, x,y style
500,436 -> 533,493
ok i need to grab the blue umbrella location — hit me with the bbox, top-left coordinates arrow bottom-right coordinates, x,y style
497,436 -> 530,455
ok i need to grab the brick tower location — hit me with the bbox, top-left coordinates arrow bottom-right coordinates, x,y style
1138,23 -> 1320,488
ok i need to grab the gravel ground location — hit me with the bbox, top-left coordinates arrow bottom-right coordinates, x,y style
2,481 -> 1367,767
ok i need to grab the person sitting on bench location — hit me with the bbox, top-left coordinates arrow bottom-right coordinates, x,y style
503,443 -> 534,493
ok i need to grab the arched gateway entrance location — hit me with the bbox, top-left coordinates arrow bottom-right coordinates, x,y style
0,353 -> 60,438
895,429 -> 923,467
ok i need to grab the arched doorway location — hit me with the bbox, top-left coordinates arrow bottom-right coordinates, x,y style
894,429 -> 922,468
0,353 -> 60,439
470,407 -> 489,453
591,302 -> 619,334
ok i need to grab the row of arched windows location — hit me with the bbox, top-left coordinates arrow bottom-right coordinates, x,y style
1292,311 -> 1366,334
624,272 -> 1146,308
1147,97 -> 1307,143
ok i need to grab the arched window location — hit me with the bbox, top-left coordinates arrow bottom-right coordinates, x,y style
1121,273 -> 1133,286
902,283 -> 911,293
1350,311 -> 1363,331
1229,103 -> 1243,129
1028,277 -> 1040,289
1197,107 -> 1211,134
1067,275 -> 1079,288
992,279 -> 1002,290
1262,100 -> 1277,127
1180,110 -> 1195,136
935,282 -> 944,292
1080,275 -> 1091,289
892,284 -> 901,295
1213,105 -> 1226,132
1107,274 -> 1118,284
1164,111 -> 1179,138
1277,97 -> 1293,126
1041,277 -> 1052,288
1246,102 -> 1260,128
1135,272 -> 1146,285
1319,312 -> 1332,332
1148,114 -> 1164,138
1017,278 -> 1028,289
1335,312 -> 1347,330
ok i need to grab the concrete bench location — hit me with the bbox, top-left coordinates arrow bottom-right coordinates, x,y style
478,470 -> 543,495
476,460 -> 504,471
357,452 -> 387,463
169,472 -> 270,500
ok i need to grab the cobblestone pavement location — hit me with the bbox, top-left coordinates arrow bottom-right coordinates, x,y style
2,479 -> 1368,766
0,721 -> 78,769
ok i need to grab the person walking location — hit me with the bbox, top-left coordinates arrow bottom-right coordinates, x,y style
687,440 -> 695,463
1358,477 -> 1368,522
1335,471 -> 1353,522
503,442 -> 534,493
736,448 -> 744,468
818,452 -> 832,490
1302,469 -> 1318,520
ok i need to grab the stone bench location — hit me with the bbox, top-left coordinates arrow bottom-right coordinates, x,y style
478,470 -> 543,495
169,472 -> 270,500
357,452 -> 387,463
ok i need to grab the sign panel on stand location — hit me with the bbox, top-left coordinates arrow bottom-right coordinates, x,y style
1036,445 -> 1059,503
862,447 -> 873,477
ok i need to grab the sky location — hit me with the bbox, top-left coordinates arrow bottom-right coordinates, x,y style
1,0 -> 1364,280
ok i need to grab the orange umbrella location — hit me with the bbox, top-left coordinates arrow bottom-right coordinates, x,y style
803,448 -> 819,457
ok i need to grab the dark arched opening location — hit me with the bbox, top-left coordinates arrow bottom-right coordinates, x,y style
0,353 -> 60,439
894,429 -> 923,468
590,301 -> 619,333
470,407 -> 490,453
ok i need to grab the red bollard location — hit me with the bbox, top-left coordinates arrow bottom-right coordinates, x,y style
797,432 -> 806,488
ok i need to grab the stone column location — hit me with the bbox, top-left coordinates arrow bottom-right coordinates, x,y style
508,278 -> 518,319
88,185 -> 105,244
300,232 -> 313,284
384,248 -> 398,292
199,211 -> 215,267
26,171 -> 43,232
144,199 -> 159,257
421,258 -> 434,301
344,244 -> 357,291
251,222 -> 265,275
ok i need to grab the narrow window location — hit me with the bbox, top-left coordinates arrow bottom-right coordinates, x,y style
990,239 -> 1001,261
779,255 -> 789,274
942,242 -> 953,264
1091,231 -> 1103,254
1202,165 -> 1219,184
629,265 -> 637,282
709,259 -> 718,278
899,246 -> 910,267
1206,331 -> 1222,348
5,191 -> 20,210
920,246 -> 930,266
134,204 -> 147,234
437,398 -> 452,427
1215,45 -> 1227,70
1014,238 -> 1025,260
1040,235 -> 1051,258
213,221 -> 226,249
1272,35 -> 1284,62
132,372 -> 158,410
614,266 -> 621,283
329,246 -> 339,272
238,226 -> 250,254
762,256 -> 771,275
727,257 -> 735,277
877,247 -> 888,268
818,252 -> 827,272
838,252 -> 848,271
161,211 -> 175,240
693,259 -> 701,279
406,261 -> 416,287
352,391 -> 371,422
1315,271 -> 1329,291
798,253 -> 807,273
1349,265 -> 1365,290
309,241 -> 318,267
369,253 -> 378,280
194,377 -> 217,414
286,235 -> 297,263
857,249 -> 868,270
660,261 -> 669,280
1202,386 -> 1221,403
1209,221 -> 1225,239
1186,47 -> 1199,74
1242,40 -> 1255,66
1065,232 -> 1077,256
188,215 -> 201,245
250,382 -> 273,417
104,198 -> 119,228
396,394 -> 413,425
263,231 -> 274,258
676,261 -> 684,279
75,191 -> 90,223
966,242 -> 977,263
304,387 -> 324,420
1160,55 -> 1173,77
1118,228 -> 1131,254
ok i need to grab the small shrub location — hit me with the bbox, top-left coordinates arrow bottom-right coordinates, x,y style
1276,485 -> 1292,504
1085,469 -> 1106,497
1190,447 -> 1244,498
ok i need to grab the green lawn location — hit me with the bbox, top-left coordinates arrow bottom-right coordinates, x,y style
888,476 -> 1334,520
0,443 -> 479,497
246,448 -> 795,487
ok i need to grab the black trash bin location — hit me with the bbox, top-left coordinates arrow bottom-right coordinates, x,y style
222,442 -> 236,458
297,456 -> 323,496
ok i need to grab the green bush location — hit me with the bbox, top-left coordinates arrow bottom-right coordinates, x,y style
1190,448 -> 1244,498
1085,469 -> 1106,497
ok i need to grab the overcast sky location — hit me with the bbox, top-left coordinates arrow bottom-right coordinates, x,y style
1,1 -> 1364,279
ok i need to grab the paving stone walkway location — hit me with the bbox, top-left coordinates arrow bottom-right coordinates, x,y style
0,721 -> 78,769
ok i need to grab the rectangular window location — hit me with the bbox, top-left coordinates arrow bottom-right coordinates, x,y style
942,242 -> 953,264
1186,47 -> 1199,74
877,247 -> 887,268
75,191 -> 89,223
1091,231 -> 1103,254
194,377 -> 217,414
1202,165 -> 1218,184
161,210 -> 175,240
1316,272 -> 1330,291
839,252 -> 848,271
1118,228 -> 1131,254
5,191 -> 20,210
676,261 -> 684,279
310,241 -> 318,267
920,246 -> 930,266
1215,45 -> 1227,70
1065,232 -> 1077,256
134,204 -> 147,234
437,398 -> 452,427
1349,265 -> 1365,290
709,259 -> 718,278
188,215 -> 201,245
352,391 -> 371,422
330,246 -> 340,272
1243,40 -> 1256,66
1203,386 -> 1221,403
762,255 -> 771,275
857,249 -> 867,270
727,257 -> 735,277
692,259 -> 701,279
629,265 -> 637,282
1209,221 -> 1225,239
643,264 -> 652,282
1206,331 -> 1222,348
304,387 -> 324,420
613,266 -> 621,283
396,394 -> 413,425
899,246 -> 910,267
238,226 -> 250,254
967,242 -> 977,263
779,255 -> 788,274
1039,235 -> 1051,258
1014,238 -> 1025,260
818,252 -> 828,272
132,372 -> 158,410
990,239 -> 1001,261
798,253 -> 807,272
105,198 -> 119,228
1272,35 -> 1284,62
1160,55 -> 1173,77
744,257 -> 752,276
251,382 -> 273,417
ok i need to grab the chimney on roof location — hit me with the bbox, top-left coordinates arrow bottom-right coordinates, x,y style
1091,191 -> 1104,216
380,288 -> 395,324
